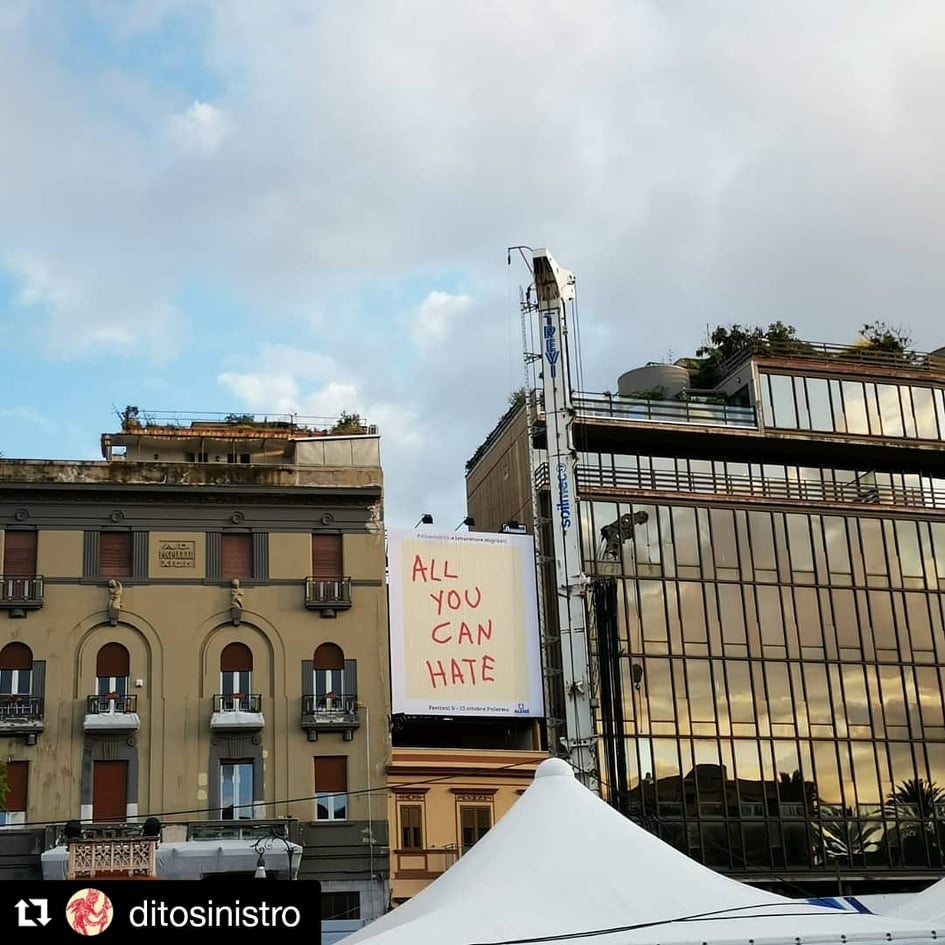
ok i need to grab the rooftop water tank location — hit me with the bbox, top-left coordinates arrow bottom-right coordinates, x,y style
617,363 -> 690,399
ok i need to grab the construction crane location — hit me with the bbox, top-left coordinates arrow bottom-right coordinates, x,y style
528,249 -> 599,794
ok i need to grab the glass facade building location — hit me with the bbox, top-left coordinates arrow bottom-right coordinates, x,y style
467,341 -> 945,894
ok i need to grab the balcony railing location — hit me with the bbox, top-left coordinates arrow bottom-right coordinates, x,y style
0,694 -> 43,721
87,694 -> 137,714
393,846 -> 458,879
67,837 -> 159,880
0,576 -> 44,611
573,393 -> 757,429
560,463 -> 945,511
301,693 -> 360,741
0,694 -> 44,736
213,693 -> 263,713
305,577 -> 352,612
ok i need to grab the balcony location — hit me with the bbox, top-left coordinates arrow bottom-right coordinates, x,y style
84,694 -> 140,733
0,576 -> 44,615
211,693 -> 264,732
305,577 -> 352,615
393,846 -> 458,880
300,693 -> 360,741
0,694 -> 44,737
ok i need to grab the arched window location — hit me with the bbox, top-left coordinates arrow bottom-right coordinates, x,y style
0,642 -> 33,695
220,643 -> 253,710
314,643 -> 345,707
96,643 -> 130,698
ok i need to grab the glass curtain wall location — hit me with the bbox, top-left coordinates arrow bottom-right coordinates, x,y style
583,488 -> 945,874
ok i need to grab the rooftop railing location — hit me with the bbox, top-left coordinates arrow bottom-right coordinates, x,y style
717,340 -> 945,380
573,393 -> 757,429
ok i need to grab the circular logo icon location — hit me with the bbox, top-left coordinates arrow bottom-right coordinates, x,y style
65,888 -> 114,937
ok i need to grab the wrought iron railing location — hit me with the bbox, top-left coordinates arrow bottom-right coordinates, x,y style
305,577 -> 352,609
573,393 -> 757,428
0,576 -> 44,605
301,693 -> 358,718
0,694 -> 43,721
213,693 -> 262,713
87,694 -> 138,714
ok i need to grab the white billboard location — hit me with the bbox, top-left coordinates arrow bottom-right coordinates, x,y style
388,529 -> 544,718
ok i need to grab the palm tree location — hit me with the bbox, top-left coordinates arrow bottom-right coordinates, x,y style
885,778 -> 945,820
885,778 -> 945,867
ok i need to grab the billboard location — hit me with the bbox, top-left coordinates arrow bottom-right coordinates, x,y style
388,529 -> 543,718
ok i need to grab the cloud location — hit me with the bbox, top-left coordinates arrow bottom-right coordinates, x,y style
168,100 -> 232,155
412,291 -> 473,350
5,1 -> 945,525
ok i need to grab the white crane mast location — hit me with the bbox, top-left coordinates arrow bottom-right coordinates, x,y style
531,249 -> 599,793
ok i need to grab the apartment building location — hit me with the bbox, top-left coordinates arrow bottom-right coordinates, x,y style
0,412 -> 390,919
467,332 -> 945,896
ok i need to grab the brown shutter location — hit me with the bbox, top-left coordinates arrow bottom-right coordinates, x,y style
221,534 -> 252,580
92,761 -> 128,822
221,642 -> 253,672
313,642 -> 344,671
99,532 -> 132,577
5,761 -> 28,812
314,756 -> 347,793
0,642 -> 33,671
96,643 -> 130,677
312,534 -> 343,579
3,532 -> 37,577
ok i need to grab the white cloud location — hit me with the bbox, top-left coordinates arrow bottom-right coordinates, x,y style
168,100 -> 233,156
5,1 -> 945,524
412,290 -> 473,350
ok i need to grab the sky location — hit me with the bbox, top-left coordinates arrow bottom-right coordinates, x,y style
2,1 -> 945,528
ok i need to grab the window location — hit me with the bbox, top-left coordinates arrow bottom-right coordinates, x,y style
221,534 -> 252,581
0,761 -> 27,825
312,534 -> 343,580
314,643 -> 346,705
220,643 -> 253,710
400,804 -> 423,849
322,892 -> 360,920
0,642 -> 33,696
220,760 -> 255,819
460,806 -> 491,853
99,532 -> 132,578
95,643 -> 130,709
314,756 -> 347,821
3,531 -> 37,577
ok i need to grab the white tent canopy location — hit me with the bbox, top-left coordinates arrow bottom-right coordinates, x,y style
887,875 -> 945,924
343,758 -> 942,945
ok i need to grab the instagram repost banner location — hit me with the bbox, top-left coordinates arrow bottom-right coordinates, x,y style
0,880 -> 320,941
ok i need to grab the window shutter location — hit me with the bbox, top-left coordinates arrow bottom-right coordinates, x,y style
221,534 -> 252,580
314,643 -> 344,671
314,756 -> 347,793
312,534 -> 343,579
301,660 -> 314,696
344,659 -> 358,698
5,761 -> 28,812
0,642 -> 32,671
221,642 -> 253,672
96,643 -> 130,677
3,531 -> 37,576
99,532 -> 132,577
